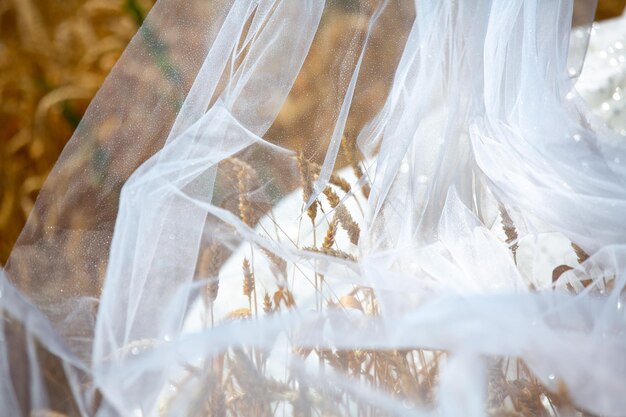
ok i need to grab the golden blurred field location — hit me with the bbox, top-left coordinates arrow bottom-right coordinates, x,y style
1,0 -> 625,264
0,0 -> 154,263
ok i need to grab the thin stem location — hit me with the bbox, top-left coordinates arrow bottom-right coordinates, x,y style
250,243 -> 258,318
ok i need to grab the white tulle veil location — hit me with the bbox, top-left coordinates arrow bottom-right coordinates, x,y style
3,0 -> 626,416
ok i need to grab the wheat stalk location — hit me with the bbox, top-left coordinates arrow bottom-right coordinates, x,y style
335,205 -> 360,245
499,204 -> 518,263
261,248 -> 287,282
242,258 -> 256,315
195,242 -> 228,326
297,151 -> 318,224
322,218 -> 337,250
304,246 -> 356,262
323,186 -> 341,208
293,154 -> 352,193
342,135 -> 370,198
263,292 -> 273,314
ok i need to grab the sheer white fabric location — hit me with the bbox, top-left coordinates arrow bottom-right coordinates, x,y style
3,1 -> 626,416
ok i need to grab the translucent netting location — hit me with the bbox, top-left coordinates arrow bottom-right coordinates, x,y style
3,0 -> 626,416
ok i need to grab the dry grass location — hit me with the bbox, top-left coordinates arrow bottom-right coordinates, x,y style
0,0 -> 155,263
297,151 -> 318,225
174,147 -> 615,416
176,151 -> 610,416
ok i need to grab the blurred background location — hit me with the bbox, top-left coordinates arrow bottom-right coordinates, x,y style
1,0 -> 625,264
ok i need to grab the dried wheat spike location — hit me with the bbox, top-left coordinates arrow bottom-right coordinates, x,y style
571,243 -> 589,264
508,380 -> 544,417
328,173 -> 352,194
225,157 -> 258,227
342,135 -> 371,198
336,205 -> 360,245
242,258 -> 255,297
305,246 -> 356,261
552,264 -> 573,284
323,186 -> 341,208
322,218 -> 337,249
273,287 -> 296,309
206,280 -> 219,304
227,157 -> 257,177
297,151 -> 318,223
195,243 -> 225,302
306,203 -> 318,225
499,204 -> 518,261
295,155 -> 352,193
261,248 -> 287,280
226,308 -> 251,321
263,292 -> 273,314
196,243 -> 220,277
486,360 -> 508,409
312,162 -> 353,194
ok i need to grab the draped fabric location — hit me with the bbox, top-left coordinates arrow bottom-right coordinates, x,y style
4,1 -> 626,416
